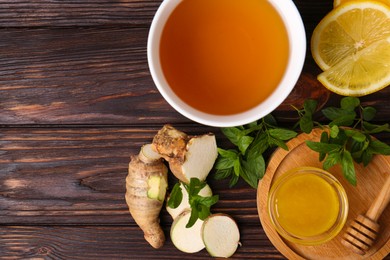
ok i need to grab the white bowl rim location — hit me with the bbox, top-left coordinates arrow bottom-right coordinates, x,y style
147,0 -> 306,127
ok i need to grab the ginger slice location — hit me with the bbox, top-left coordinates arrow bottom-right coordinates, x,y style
170,211 -> 205,253
152,125 -> 218,183
202,214 -> 241,258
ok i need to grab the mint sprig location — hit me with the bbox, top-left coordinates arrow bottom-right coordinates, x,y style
215,115 -> 297,188
293,99 -> 321,133
216,97 -> 389,188
302,97 -> 390,186
167,178 -> 219,228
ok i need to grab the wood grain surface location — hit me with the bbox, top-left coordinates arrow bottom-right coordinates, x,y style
0,0 -> 389,259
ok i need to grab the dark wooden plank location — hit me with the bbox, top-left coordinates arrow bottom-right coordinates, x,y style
0,0 -> 160,27
0,0 -> 331,28
1,28 -> 389,125
0,225 -> 284,259
0,126 -> 262,225
0,27 -> 189,125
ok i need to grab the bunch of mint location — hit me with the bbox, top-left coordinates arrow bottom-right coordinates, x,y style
303,97 -> 390,185
216,97 -> 389,187
214,115 -> 297,188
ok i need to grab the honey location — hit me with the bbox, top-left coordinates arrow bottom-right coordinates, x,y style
274,173 -> 340,237
268,167 -> 348,245
159,0 -> 289,115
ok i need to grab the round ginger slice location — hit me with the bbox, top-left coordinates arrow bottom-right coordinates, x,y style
202,214 -> 240,258
170,211 -> 205,253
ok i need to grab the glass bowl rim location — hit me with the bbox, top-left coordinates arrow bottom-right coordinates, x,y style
267,166 -> 349,245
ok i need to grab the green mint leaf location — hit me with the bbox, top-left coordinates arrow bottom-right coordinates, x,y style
247,147 -> 266,180
264,114 -> 277,126
362,150 -> 374,166
197,194 -> 219,207
268,136 -> 288,150
214,168 -> 233,180
344,129 -> 367,143
240,162 -> 259,189
185,179 -> 219,227
319,132 -> 329,161
362,107 -> 377,121
268,128 -> 297,141
188,178 -> 206,196
214,157 -> 236,170
329,113 -> 356,127
330,125 -> 339,138
304,99 -> 318,114
257,155 -> 266,180
300,114 -> 314,134
247,121 -> 258,128
329,128 -> 348,146
341,150 -> 357,186
229,173 -> 239,188
322,107 -> 349,120
217,148 -> 239,159
296,99 -> 317,134
306,141 -> 342,153
238,135 -> 254,155
341,97 -> 360,111
323,151 -> 341,170
241,152 -> 265,189
350,138 -> 370,159
198,204 -> 211,220
363,122 -> 390,134
221,127 -> 243,146
242,124 -> 262,136
369,140 -> 390,155
251,132 -> 269,155
233,158 -> 241,177
186,207 -> 199,228
167,183 -> 183,209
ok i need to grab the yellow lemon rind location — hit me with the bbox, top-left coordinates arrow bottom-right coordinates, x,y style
334,0 -> 390,8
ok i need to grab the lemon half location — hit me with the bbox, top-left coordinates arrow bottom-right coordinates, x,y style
334,0 -> 390,8
311,1 -> 390,96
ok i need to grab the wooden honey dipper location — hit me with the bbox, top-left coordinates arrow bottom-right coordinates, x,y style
341,174 -> 390,255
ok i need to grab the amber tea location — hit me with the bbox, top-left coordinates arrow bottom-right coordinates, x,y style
159,0 -> 290,115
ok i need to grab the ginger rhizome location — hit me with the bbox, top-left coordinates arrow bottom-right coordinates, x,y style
152,124 -> 218,183
125,144 -> 168,249
125,125 -> 240,257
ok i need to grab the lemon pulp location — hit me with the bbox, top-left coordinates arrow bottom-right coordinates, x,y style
274,174 -> 340,237
311,1 -> 390,96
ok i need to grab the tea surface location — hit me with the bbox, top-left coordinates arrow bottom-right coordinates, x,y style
160,0 -> 289,115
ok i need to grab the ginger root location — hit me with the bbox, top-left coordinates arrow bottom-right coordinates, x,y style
125,144 -> 168,249
152,125 -> 218,183
126,125 -> 218,249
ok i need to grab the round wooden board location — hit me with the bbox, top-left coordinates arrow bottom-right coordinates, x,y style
257,128 -> 390,260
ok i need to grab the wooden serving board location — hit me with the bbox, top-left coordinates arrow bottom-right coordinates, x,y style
257,128 -> 390,259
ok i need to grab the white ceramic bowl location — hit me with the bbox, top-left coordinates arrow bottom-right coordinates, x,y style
147,0 -> 306,127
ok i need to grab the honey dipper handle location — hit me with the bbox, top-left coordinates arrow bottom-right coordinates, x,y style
366,174 -> 390,221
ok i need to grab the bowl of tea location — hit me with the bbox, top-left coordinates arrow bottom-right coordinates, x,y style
148,0 -> 306,127
268,167 -> 349,245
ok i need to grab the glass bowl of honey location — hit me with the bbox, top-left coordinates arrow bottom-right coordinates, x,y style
268,166 -> 348,245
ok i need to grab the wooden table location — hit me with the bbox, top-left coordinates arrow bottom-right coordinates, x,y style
0,1 -> 389,259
